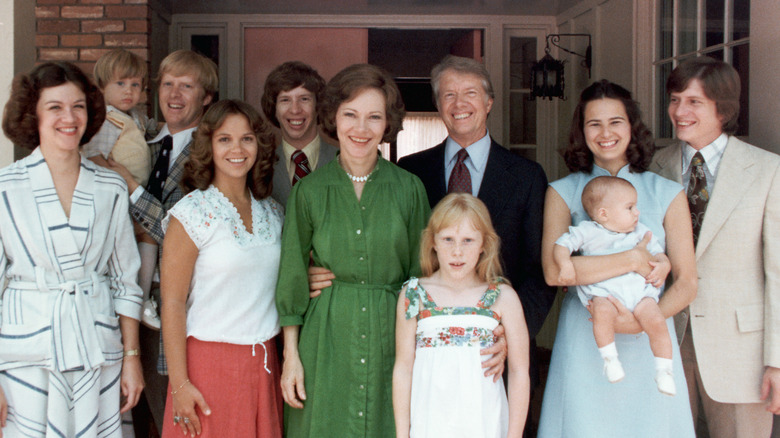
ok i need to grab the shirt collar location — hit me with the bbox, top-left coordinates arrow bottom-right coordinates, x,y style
682,133 -> 728,174
282,135 -> 321,167
444,131 -> 491,171
148,124 -> 196,160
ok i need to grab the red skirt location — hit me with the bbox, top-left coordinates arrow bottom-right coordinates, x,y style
162,337 -> 282,437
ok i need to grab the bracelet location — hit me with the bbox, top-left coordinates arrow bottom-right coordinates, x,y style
171,379 -> 191,397
123,349 -> 141,357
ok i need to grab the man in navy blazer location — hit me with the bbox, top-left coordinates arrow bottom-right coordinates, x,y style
397,55 -> 554,340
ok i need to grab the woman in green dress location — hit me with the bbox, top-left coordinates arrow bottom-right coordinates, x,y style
275,64 -> 430,437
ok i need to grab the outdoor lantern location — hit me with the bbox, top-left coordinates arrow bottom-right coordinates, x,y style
530,34 -> 592,100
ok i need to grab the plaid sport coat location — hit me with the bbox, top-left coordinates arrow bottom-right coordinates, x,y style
129,137 -> 191,375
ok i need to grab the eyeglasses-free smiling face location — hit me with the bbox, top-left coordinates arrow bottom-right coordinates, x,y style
159,73 -> 212,134
436,70 -> 493,149
433,217 -> 484,282
36,82 -> 87,154
335,87 -> 387,163
583,97 -> 631,172
211,113 -> 258,185
275,85 -> 318,148
668,79 -> 724,150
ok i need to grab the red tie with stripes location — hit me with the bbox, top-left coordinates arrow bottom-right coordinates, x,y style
292,150 -> 311,186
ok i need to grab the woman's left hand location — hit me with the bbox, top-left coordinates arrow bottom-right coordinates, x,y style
587,297 -> 642,334
481,324 -> 507,381
120,355 -> 145,413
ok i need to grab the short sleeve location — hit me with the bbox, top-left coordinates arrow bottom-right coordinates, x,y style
163,190 -> 215,249
555,224 -> 587,252
403,277 -> 422,320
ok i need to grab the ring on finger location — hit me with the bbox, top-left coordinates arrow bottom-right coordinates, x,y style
183,417 -> 191,424
173,416 -> 181,424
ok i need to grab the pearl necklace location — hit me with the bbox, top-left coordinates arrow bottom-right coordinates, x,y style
340,157 -> 374,183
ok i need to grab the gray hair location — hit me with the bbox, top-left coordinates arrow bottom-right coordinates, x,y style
430,55 -> 495,107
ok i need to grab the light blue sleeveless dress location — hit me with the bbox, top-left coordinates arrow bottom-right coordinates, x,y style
538,165 -> 695,438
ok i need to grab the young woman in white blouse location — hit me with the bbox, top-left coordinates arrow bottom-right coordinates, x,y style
159,99 -> 283,438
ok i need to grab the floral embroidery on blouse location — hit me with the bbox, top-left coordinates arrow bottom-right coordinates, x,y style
164,185 -> 283,248
403,277 -> 501,349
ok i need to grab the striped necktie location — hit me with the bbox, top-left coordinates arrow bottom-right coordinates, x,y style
292,150 -> 311,186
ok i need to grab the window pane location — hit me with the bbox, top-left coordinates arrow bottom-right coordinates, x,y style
705,0 -> 725,47
509,92 -> 536,144
704,50 -> 724,61
679,0 -> 698,54
510,37 -> 536,89
732,44 -> 749,136
658,0 -> 673,59
657,63 -> 673,139
732,0 -> 750,40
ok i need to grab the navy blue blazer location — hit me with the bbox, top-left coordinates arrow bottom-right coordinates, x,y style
398,139 -> 555,337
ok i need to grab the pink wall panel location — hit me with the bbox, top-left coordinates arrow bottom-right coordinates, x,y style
243,28 -> 368,110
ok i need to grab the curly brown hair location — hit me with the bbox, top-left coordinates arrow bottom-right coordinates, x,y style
319,64 -> 405,144
260,61 -> 326,128
182,99 -> 277,199
564,80 -> 655,173
3,62 -> 106,149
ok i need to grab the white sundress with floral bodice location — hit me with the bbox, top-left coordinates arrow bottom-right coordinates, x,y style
404,278 -> 509,438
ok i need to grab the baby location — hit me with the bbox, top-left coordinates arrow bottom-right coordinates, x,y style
553,176 -> 676,396
83,49 -> 159,329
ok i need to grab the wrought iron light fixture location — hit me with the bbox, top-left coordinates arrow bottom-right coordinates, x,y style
531,33 -> 592,100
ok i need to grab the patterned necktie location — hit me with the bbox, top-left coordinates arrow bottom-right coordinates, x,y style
147,135 -> 173,200
687,151 -> 709,247
448,149 -> 472,194
292,150 -> 311,186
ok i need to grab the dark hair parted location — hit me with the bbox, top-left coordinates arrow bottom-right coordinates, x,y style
260,61 -> 326,128
3,62 -> 106,149
319,64 -> 405,144
565,80 -> 655,173
182,99 -> 277,199
666,57 -> 741,135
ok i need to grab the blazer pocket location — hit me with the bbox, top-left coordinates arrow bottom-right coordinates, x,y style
735,304 -> 764,333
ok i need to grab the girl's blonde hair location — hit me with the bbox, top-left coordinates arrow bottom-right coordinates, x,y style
420,193 -> 506,284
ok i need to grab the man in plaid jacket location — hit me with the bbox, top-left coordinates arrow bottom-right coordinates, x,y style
107,49 -> 218,433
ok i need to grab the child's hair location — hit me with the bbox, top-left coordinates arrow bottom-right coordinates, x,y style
93,49 -> 148,90
183,99 -> 276,199
581,176 -> 636,219
420,193 -> 505,283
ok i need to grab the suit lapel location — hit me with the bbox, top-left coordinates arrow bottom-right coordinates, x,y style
651,144 -> 683,184
426,142 -> 448,206
162,140 -> 190,202
477,141 -> 510,214
695,138 -> 756,257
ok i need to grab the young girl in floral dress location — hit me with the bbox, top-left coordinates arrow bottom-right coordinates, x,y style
393,193 -> 530,438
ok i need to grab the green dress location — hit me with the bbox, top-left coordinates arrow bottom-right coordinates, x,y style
276,156 -> 430,437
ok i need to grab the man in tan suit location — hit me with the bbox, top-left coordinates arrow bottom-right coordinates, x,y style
651,57 -> 780,437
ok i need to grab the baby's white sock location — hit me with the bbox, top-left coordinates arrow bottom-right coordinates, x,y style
654,357 -> 673,372
598,342 -> 619,360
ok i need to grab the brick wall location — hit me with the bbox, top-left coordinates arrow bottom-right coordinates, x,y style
36,0 -> 152,104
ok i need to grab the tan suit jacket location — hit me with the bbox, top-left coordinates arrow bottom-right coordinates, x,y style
650,136 -> 780,403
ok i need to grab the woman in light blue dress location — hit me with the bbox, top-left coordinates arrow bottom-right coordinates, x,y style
538,80 -> 697,437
